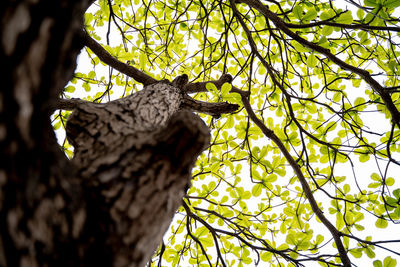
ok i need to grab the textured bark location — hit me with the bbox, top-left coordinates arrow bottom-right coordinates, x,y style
0,1 -> 210,267
0,1 -> 92,266
66,81 -> 210,266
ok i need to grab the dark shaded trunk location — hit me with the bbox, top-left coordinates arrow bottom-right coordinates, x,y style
0,1 -> 210,266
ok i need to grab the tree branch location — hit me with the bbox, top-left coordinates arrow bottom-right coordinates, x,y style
239,92 -> 352,266
183,74 -> 233,93
229,0 -> 351,265
51,95 -> 240,116
49,98 -> 90,111
238,0 -> 400,128
285,20 -> 400,32
183,73 -> 249,96
182,73 -> 249,95
73,35 -> 244,117
83,31 -> 158,86
181,95 -> 239,116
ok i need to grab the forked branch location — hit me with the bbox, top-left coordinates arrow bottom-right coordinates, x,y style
59,32 -> 241,116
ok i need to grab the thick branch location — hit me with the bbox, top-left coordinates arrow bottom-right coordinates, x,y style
183,73 -> 249,97
183,74 -> 233,93
182,95 -> 239,116
52,95 -> 240,116
83,32 -> 157,86
181,73 -> 247,116
83,32 -> 238,93
49,98 -> 89,111
74,37 -> 243,116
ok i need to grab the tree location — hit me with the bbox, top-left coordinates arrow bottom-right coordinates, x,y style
1,1 -> 232,266
2,0 -> 400,267
1,0 -> 211,266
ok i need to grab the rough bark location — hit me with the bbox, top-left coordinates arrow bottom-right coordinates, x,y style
66,80 -> 210,266
1,1 -> 92,266
0,1 -> 210,266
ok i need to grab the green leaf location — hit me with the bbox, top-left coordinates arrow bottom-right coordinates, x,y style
260,251 -> 272,262
252,184 -> 263,197
199,236 -> 214,247
336,11 -> 353,24
359,153 -> 370,163
385,177 -> 395,186
53,120 -> 61,130
293,5 -> 303,20
303,8 -> 317,21
375,217 -> 388,228
65,85 -> 75,93
320,11 -> 333,20
83,82 -> 91,92
383,256 -> 397,267
88,70 -> 95,79
383,0 -> 400,8
321,25 -> 334,36
206,82 -> 218,95
365,245 -> 376,258
352,79 -> 362,88
226,116 -> 234,129
357,9 -> 365,20
315,234 -> 324,244
388,61 -> 397,72
343,184 -> 350,194
139,52 -> 147,70
286,233 -> 297,245
371,173 -> 381,181
307,54 -> 318,68
220,82 -> 232,97
364,0 -> 379,7
221,82 -> 241,104
65,149 -> 74,159
292,41 -> 312,52
349,248 -> 363,258
354,97 -> 365,107
393,188 -> 400,199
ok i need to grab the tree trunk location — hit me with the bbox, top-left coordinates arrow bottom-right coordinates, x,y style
66,81 -> 210,266
0,1 -> 210,266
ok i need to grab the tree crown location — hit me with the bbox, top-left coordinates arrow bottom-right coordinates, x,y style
53,0 -> 400,265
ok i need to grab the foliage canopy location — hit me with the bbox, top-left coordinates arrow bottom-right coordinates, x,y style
54,0 -> 400,265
